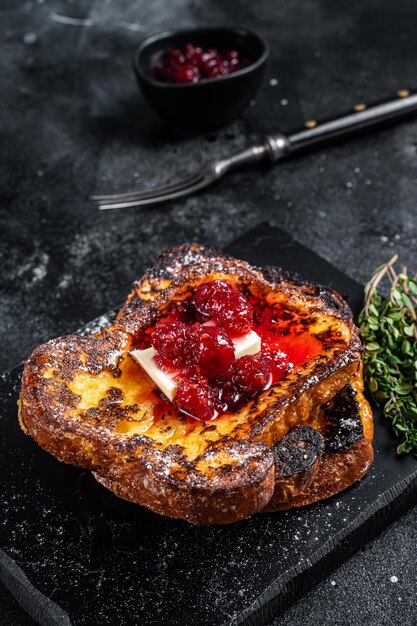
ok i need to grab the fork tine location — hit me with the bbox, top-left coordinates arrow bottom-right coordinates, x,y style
97,174 -> 211,210
91,171 -> 204,203
92,140 -> 272,210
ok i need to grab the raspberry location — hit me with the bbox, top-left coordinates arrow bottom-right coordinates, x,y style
167,299 -> 195,324
166,48 -> 185,66
193,281 -> 253,335
176,376 -> 219,421
216,290 -> 253,336
227,49 -> 239,60
151,321 -> 191,367
184,42 -> 202,60
262,349 -> 290,382
216,355 -> 271,411
221,381 -> 244,411
191,325 -> 235,380
193,280 -> 233,316
230,355 -> 271,395
175,64 -> 199,83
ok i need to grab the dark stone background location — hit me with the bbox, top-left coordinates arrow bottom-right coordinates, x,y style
1,0 -> 416,624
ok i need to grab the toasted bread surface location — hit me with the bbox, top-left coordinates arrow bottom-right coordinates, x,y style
19,244 -> 371,524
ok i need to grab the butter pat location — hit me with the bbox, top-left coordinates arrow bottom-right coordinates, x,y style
232,330 -> 261,359
130,347 -> 178,401
130,329 -> 261,401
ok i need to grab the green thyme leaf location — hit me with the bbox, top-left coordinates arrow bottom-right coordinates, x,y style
359,255 -> 417,456
365,342 -> 380,351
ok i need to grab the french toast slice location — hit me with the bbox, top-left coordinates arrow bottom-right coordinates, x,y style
19,244 -> 372,524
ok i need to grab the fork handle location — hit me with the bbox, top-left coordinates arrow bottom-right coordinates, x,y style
265,89 -> 417,161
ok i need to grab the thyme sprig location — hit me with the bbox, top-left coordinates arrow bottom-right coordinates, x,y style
358,255 -> 417,455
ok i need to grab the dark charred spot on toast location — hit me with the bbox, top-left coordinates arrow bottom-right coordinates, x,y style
33,333 -> 127,383
98,387 -> 125,406
200,424 -> 217,432
318,287 -> 352,321
43,379 -> 81,408
85,352 -> 109,374
84,335 -> 125,377
273,426 -> 324,479
315,328 -> 342,342
81,403 -> 140,427
321,384 -> 364,454
32,338 -> 84,383
261,266 -> 313,289
80,387 -> 139,428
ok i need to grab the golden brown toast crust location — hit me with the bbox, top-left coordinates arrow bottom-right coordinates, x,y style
19,244 -> 371,525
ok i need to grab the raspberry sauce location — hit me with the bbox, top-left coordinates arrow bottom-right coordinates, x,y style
253,306 -> 323,385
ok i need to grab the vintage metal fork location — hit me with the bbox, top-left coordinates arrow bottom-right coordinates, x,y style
92,90 -> 417,210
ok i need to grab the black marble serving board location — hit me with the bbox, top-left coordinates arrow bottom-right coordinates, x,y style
1,224 -> 417,626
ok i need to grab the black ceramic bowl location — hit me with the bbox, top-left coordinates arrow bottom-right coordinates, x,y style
133,27 -> 269,130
